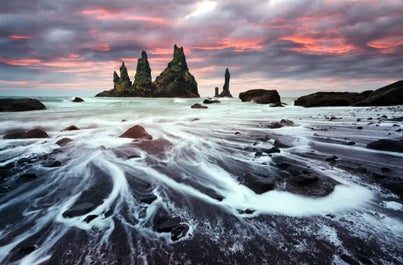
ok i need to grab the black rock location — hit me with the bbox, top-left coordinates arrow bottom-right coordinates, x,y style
171,224 -> 190,241
84,214 -> 98,223
240,173 -> 275,194
191,103 -> 208,109
217,68 -> 233,98
62,202 -> 96,218
239,89 -> 281,105
203,99 -> 221,104
367,139 -> 403,153
56,137 -> 73,146
72,97 -> 84,102
0,98 -> 46,112
4,128 -> 49,139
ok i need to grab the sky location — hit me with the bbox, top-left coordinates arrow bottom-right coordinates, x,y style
0,0 -> 402,97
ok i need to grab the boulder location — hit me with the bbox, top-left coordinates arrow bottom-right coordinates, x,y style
286,173 -> 337,197
191,103 -> 208,109
4,128 -> 49,139
119,125 -> 152,140
72,97 -> 84,102
367,139 -> 403,153
218,68 -> 233,97
56,137 -> 73,146
62,125 -> 80,131
0,98 -> 46,112
153,45 -> 200,98
239,173 -> 275,194
239,89 -> 281,105
203,99 -> 220,104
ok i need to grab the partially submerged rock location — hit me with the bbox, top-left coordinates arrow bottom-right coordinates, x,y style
239,89 -> 281,105
0,98 -> 46,112
72,97 -> 84,102
119,125 -> 152,140
191,103 -> 208,109
239,173 -> 275,194
203,99 -> 220,104
62,125 -> 80,131
367,139 -> 403,153
4,129 -> 49,139
56,137 -> 73,146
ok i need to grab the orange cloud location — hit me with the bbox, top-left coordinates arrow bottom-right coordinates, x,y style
280,36 -> 357,55
367,38 -> 403,54
0,58 -> 41,66
87,42 -> 110,52
193,38 -> 263,52
82,9 -> 169,24
81,8 -> 117,20
9,35 -> 33,40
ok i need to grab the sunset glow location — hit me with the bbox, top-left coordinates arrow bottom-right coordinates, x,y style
0,0 -> 402,96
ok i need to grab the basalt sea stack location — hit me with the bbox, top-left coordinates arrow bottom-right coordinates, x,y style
217,68 -> 233,98
96,45 -> 199,98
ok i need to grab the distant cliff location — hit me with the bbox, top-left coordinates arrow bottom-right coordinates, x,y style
96,45 -> 199,98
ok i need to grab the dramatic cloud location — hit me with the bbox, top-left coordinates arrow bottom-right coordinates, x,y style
0,0 -> 402,96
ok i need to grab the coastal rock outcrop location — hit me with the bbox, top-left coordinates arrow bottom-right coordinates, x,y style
217,68 -> 233,98
153,45 -> 199,98
353,80 -> 403,106
0,98 -> 46,112
96,45 -> 199,98
294,91 -> 371,107
239,89 -> 281,105
295,80 -> 403,107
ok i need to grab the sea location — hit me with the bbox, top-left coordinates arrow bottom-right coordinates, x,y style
0,96 -> 402,264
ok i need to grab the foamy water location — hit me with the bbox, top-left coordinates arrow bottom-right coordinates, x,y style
0,97 -> 402,264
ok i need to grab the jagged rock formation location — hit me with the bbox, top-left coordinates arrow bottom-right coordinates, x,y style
96,62 -> 133,97
153,45 -> 199,97
239,89 -> 281,105
96,45 -> 199,98
295,80 -> 403,107
132,51 -> 154,96
218,68 -> 233,97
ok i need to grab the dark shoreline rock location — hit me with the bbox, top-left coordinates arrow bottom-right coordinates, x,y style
0,98 -> 46,112
294,80 -> 403,107
239,89 -> 281,105
367,139 -> 403,153
4,129 -> 49,139
191,103 -> 208,109
203,99 -> 220,104
72,97 -> 84,102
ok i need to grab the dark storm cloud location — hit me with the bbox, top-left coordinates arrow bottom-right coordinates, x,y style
0,0 -> 402,95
